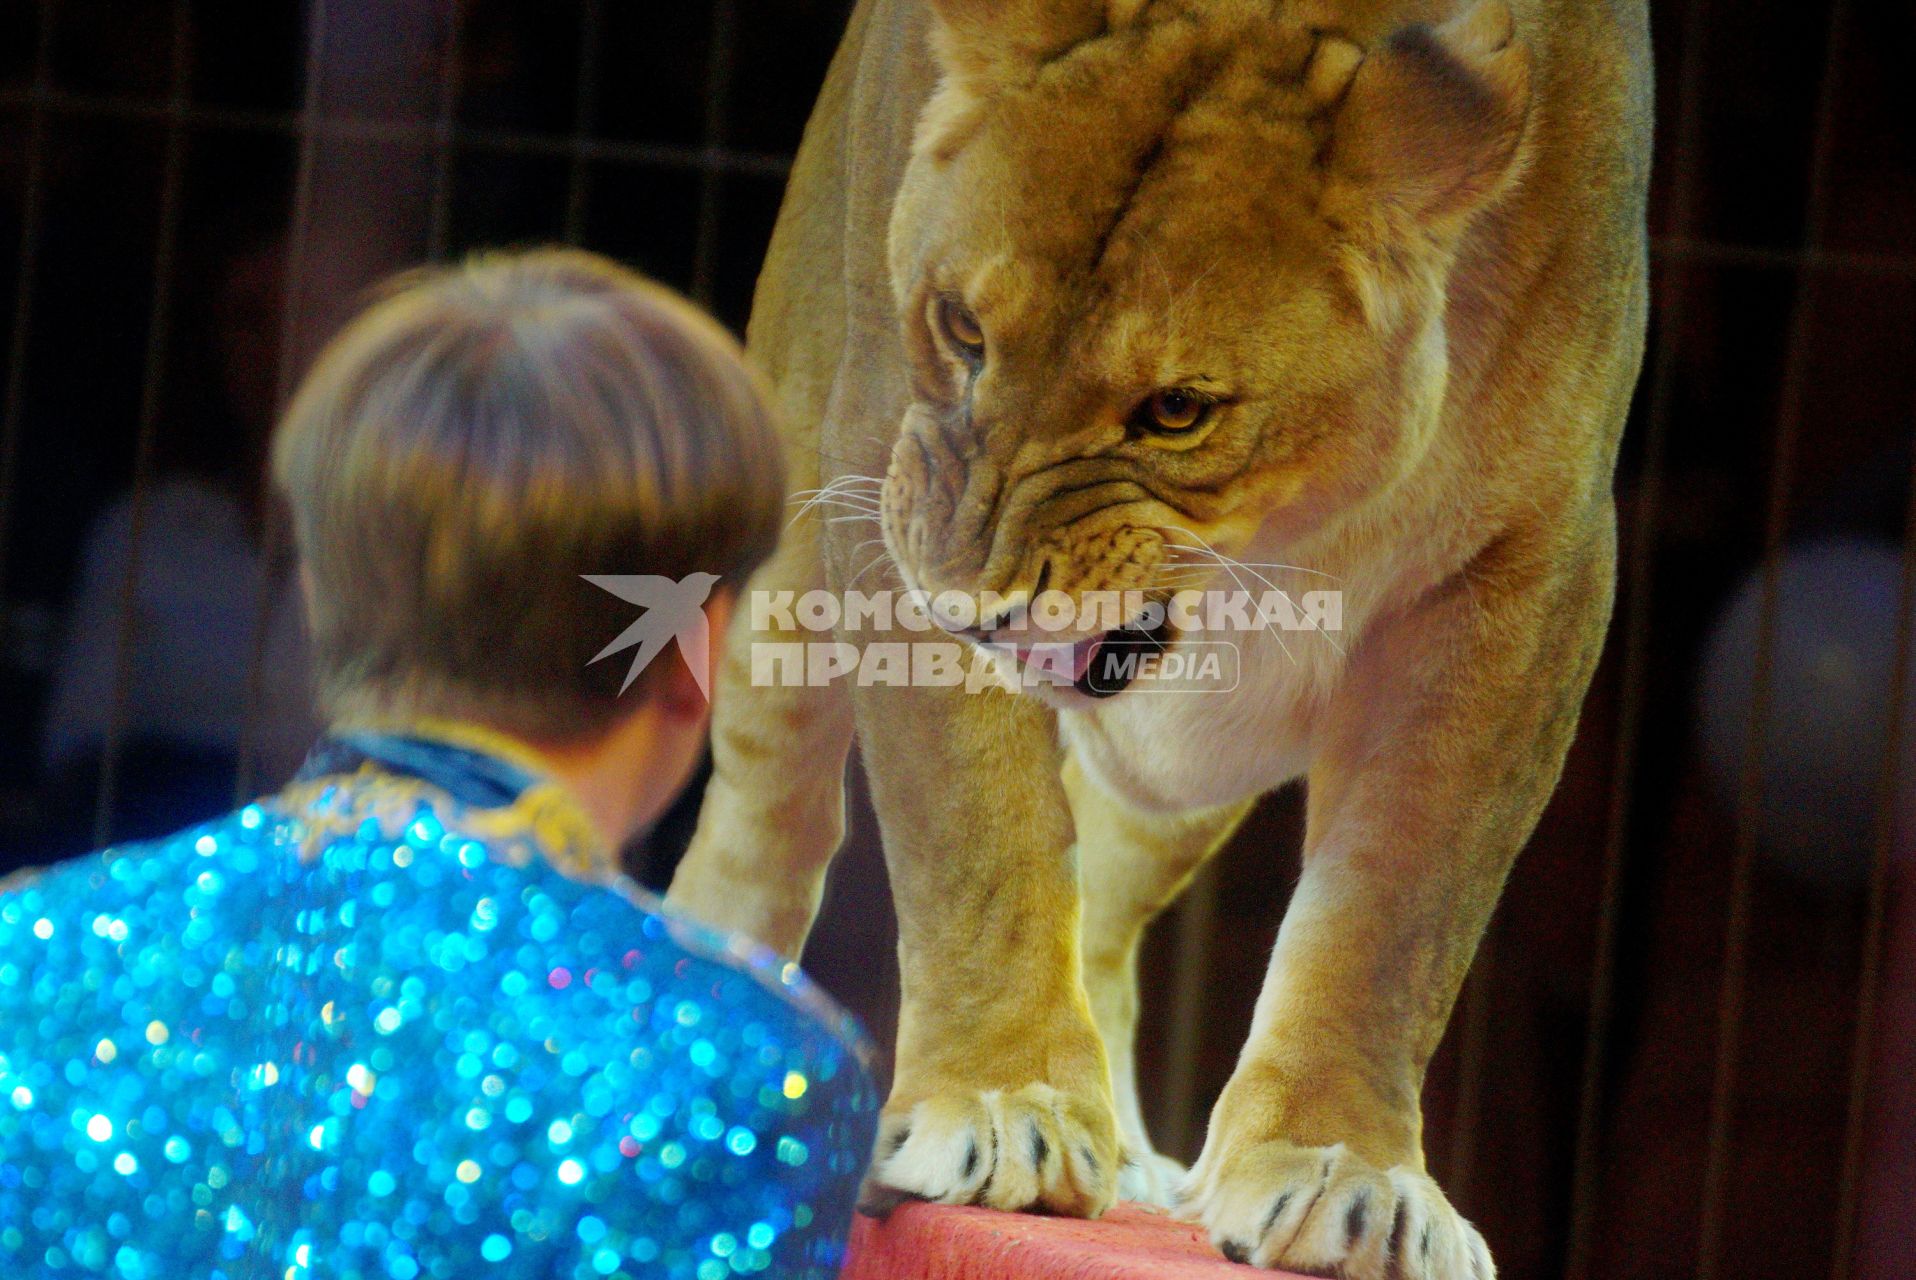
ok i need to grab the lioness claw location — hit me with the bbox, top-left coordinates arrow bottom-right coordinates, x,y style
857,1083 -> 1118,1219
1179,1143 -> 1492,1279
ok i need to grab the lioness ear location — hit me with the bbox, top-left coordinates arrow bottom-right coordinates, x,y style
924,0 -> 1113,82
1326,0 -> 1532,229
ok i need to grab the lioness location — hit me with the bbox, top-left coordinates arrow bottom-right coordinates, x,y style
668,0 -> 1650,1274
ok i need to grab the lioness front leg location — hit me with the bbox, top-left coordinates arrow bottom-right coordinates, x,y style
668,515 -> 853,956
1184,532 -> 1614,1278
1065,750 -> 1252,1205
854,679 -> 1120,1217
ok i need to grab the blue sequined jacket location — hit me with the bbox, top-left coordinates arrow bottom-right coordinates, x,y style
0,732 -> 877,1280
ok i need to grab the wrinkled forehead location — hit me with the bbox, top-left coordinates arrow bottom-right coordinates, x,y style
921,11 -> 1338,344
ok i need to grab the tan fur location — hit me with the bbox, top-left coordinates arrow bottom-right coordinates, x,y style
669,0 -> 1650,1273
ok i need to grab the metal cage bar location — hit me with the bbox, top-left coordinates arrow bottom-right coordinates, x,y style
89,0 -> 197,846
1560,0 -> 1714,1267
1696,1 -> 1856,1275
1446,921 -> 1495,1207
425,0 -> 467,262
0,3 -> 1907,1275
4,93 -> 1914,275
691,0 -> 741,308
563,0 -> 606,245
1828,429 -> 1916,1280
230,0 -> 329,805
0,0 -> 58,620
0,86 -> 795,180
1156,857 -> 1220,1160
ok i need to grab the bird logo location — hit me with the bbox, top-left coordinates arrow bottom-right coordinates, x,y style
582,572 -> 721,700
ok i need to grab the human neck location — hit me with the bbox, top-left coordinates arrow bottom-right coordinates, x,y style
515,707 -> 684,855
327,708 -> 680,861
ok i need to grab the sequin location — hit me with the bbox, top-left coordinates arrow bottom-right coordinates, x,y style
0,739 -> 877,1278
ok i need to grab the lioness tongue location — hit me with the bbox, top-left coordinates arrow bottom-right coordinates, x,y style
1070,633 -> 1105,682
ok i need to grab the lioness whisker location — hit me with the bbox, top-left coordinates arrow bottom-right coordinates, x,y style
786,493 -> 884,528
788,474 -> 886,516
1166,528 -> 1296,665
849,549 -> 894,587
1164,543 -> 1341,581
1166,533 -> 1349,659
791,477 -> 884,498
1165,536 -> 1345,656
793,479 -> 881,498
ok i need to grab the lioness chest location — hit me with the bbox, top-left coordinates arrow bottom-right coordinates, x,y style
1062,630 -> 1345,813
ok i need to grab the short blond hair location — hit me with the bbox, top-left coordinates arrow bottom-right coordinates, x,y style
272,248 -> 785,740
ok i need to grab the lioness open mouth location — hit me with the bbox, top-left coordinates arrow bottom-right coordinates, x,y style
992,614 -> 1177,699
1075,615 -> 1177,699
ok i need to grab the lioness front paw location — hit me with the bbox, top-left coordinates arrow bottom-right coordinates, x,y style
1178,1142 -> 1492,1279
857,1082 -> 1120,1218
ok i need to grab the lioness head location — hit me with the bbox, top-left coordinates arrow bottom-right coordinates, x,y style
877,0 -> 1531,696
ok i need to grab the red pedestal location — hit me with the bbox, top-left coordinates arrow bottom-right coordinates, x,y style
841,1202 -> 1307,1280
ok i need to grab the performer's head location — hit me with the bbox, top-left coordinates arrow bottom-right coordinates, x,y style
272,248 -> 784,840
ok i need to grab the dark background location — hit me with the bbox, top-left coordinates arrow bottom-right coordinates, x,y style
1,2 -> 1912,1278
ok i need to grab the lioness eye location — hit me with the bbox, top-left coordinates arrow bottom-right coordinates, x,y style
938,298 -> 986,359
1138,389 -> 1209,434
